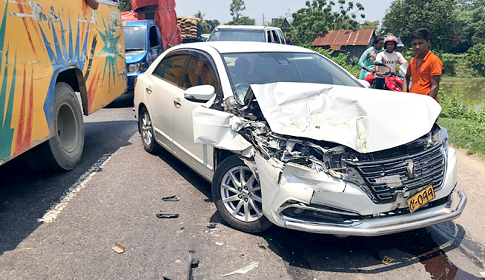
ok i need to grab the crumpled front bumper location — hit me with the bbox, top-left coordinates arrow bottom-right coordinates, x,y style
283,190 -> 466,237
255,148 -> 466,237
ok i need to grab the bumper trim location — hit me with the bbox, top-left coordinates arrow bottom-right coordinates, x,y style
284,190 -> 466,237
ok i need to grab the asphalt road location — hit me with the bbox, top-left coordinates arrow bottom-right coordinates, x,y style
1,94 -> 485,280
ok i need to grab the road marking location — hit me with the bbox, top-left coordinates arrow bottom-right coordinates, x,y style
37,154 -> 113,223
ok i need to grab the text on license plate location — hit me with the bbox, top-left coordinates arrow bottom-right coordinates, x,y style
407,185 -> 435,213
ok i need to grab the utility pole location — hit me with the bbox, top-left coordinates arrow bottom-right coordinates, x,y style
262,13 -> 264,25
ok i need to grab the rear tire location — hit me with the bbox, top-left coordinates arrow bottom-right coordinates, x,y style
139,106 -> 159,154
33,82 -> 84,171
212,156 -> 272,233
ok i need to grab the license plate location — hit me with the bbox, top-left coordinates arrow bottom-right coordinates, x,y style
407,185 -> 435,213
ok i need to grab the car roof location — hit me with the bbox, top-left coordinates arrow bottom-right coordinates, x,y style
213,25 -> 279,30
123,20 -> 155,27
171,41 -> 314,54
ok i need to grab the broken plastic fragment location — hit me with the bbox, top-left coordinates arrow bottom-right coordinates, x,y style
207,223 -> 217,229
176,227 -> 185,234
381,256 -> 394,265
112,242 -> 125,254
157,212 -> 179,219
216,242 -> 224,246
162,195 -> 180,201
222,261 -> 259,277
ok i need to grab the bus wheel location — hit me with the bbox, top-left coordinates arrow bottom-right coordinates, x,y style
41,82 -> 85,171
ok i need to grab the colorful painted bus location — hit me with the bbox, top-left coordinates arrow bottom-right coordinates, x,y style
0,0 -> 126,170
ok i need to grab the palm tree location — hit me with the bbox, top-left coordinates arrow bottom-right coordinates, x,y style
194,10 -> 205,20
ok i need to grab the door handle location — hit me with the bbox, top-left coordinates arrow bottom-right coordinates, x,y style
173,98 -> 181,108
146,86 -> 152,94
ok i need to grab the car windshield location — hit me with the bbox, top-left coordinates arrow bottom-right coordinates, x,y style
208,29 -> 265,42
123,26 -> 146,51
222,52 -> 363,100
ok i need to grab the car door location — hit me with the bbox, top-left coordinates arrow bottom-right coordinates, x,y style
171,50 -> 222,179
146,51 -> 190,151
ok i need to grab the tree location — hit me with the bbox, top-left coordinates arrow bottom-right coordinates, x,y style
230,0 -> 246,20
291,0 -> 365,45
360,20 -> 379,30
452,1 -> 485,52
205,19 -> 221,33
226,17 -> 255,25
119,0 -> 131,12
381,0 -> 458,52
227,0 -> 255,25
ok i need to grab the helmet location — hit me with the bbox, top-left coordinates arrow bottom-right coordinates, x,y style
384,36 -> 398,48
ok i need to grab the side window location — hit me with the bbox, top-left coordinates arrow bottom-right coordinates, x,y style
149,26 -> 160,48
152,53 -> 189,86
266,30 -> 272,43
182,54 -> 220,93
276,29 -> 285,44
271,30 -> 279,43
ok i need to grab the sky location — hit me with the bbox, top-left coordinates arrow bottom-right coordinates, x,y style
175,0 -> 395,26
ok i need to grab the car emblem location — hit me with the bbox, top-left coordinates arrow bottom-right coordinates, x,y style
406,160 -> 416,179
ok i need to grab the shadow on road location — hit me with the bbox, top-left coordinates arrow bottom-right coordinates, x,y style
0,111 -> 137,256
255,222 -> 482,279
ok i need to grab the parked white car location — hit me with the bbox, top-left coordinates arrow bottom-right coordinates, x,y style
133,42 -> 466,236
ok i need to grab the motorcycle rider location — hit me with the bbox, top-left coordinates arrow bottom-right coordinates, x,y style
375,36 -> 407,76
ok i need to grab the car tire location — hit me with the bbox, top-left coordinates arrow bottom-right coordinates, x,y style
212,156 -> 272,233
30,82 -> 85,171
139,106 -> 159,154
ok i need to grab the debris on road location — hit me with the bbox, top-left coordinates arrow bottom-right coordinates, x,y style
112,242 -> 125,254
207,223 -> 217,229
186,250 -> 199,280
381,256 -> 394,265
216,242 -> 224,246
157,212 -> 179,219
222,261 -> 259,277
176,227 -> 186,234
162,195 -> 180,202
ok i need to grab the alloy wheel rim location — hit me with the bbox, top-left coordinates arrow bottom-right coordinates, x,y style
220,166 -> 263,222
141,112 -> 153,146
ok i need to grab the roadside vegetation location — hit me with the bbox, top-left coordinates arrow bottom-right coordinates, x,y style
438,92 -> 485,160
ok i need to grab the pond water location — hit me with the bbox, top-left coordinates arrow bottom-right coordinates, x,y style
441,78 -> 485,110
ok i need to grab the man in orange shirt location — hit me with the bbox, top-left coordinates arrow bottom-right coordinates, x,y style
403,28 -> 443,101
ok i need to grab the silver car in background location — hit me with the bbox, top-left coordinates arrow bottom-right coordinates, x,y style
133,42 -> 466,236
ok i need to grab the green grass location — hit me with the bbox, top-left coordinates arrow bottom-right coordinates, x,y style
438,91 -> 485,160
438,117 -> 485,160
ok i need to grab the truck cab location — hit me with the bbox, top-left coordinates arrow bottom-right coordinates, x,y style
123,20 -> 163,91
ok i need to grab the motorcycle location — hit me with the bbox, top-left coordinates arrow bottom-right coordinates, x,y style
371,62 -> 407,91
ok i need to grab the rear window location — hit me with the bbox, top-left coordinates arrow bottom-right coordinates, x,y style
208,29 -> 265,42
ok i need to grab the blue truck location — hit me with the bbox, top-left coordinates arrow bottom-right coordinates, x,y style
123,20 -> 164,92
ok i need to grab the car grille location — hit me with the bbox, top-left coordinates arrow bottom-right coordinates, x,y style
344,143 -> 446,204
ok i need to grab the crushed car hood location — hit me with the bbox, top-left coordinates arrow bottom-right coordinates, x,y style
248,83 -> 441,153
193,82 -> 441,154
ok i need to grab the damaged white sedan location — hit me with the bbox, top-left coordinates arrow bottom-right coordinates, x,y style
134,42 -> 466,236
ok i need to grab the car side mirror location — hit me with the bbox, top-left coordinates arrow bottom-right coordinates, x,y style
184,85 -> 216,102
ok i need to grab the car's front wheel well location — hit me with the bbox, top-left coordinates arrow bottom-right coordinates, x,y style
214,149 -> 236,168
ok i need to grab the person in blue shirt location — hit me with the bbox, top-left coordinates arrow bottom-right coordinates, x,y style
358,36 -> 384,82
285,34 -> 293,45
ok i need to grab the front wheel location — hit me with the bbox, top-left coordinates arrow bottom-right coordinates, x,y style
139,106 -> 159,154
212,156 -> 272,233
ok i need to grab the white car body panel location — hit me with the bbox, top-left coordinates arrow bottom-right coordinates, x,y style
192,107 -> 253,151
